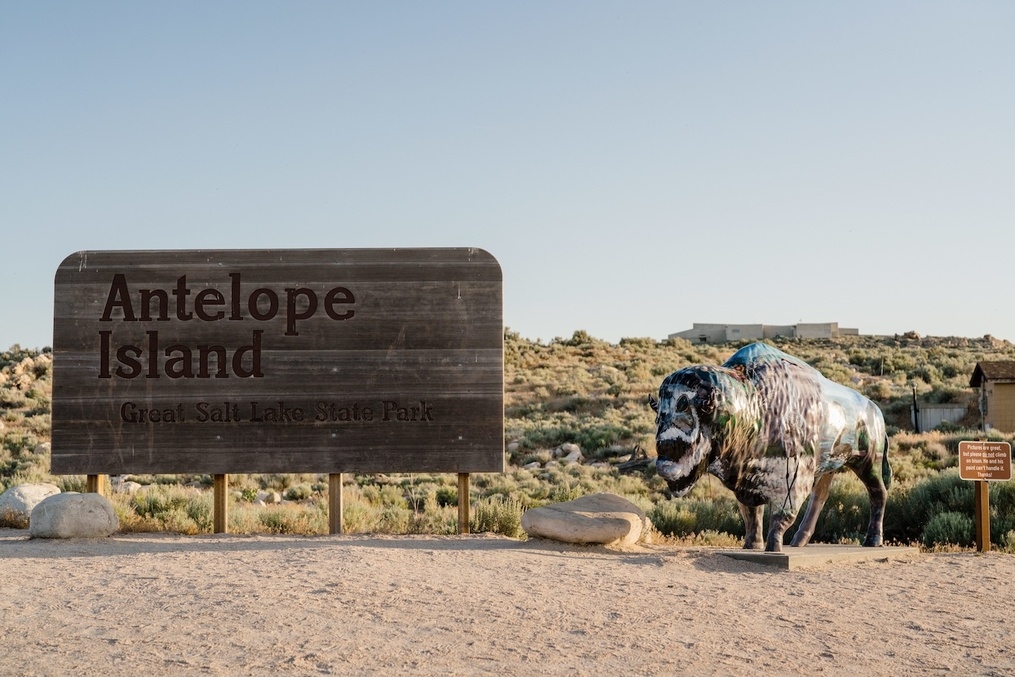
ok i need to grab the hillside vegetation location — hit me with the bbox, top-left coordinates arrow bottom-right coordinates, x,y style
3,331 -> 1015,548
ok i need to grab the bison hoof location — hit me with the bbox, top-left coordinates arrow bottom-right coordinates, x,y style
863,536 -> 884,547
789,534 -> 811,547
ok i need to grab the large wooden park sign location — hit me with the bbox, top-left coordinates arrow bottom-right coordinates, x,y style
52,248 -> 504,531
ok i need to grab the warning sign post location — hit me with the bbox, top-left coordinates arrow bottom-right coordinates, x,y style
958,441 -> 1013,552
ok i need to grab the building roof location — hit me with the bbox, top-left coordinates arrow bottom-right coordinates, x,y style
969,361 -> 1015,387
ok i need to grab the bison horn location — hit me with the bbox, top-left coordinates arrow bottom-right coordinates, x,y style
648,394 -> 658,412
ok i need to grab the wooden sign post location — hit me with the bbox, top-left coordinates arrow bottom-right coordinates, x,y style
958,441 -> 1013,552
52,248 -> 504,534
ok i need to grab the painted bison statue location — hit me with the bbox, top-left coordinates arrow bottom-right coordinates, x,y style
650,343 -> 891,552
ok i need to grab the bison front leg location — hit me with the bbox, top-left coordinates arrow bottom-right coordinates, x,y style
765,507 -> 800,552
790,473 -> 834,547
738,502 -> 764,550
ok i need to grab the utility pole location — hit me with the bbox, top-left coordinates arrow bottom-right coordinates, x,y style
911,384 -> 920,434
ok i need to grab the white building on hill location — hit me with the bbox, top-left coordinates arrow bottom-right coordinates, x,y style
669,322 -> 859,344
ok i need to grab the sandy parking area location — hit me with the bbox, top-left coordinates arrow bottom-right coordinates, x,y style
2,530 -> 1012,675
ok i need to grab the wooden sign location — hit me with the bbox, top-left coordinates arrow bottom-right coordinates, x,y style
958,441 -> 1012,482
52,248 -> 504,475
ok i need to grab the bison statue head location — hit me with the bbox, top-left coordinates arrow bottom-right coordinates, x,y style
649,365 -> 753,498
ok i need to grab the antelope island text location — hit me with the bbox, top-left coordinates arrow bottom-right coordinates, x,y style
98,273 -> 356,379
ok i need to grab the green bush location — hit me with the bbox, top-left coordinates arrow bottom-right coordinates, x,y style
186,496 -> 213,532
884,470 -> 972,544
2,432 -> 39,456
921,511 -> 974,548
258,505 -> 326,534
473,495 -> 524,537
0,507 -> 29,529
990,481 -> 1015,539
283,484 -> 314,501
434,485 -> 458,507
648,502 -> 697,537
131,487 -> 191,520
648,497 -> 744,539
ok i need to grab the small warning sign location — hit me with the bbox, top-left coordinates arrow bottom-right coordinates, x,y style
958,441 -> 1012,482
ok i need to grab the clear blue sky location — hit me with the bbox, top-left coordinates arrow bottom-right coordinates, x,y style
3,2 -> 1013,350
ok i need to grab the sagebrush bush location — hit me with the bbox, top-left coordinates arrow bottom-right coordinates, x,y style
921,511 -> 974,548
258,505 -> 327,535
0,507 -> 29,529
649,496 -> 744,539
648,502 -> 697,537
130,486 -> 193,520
472,495 -> 524,537
884,470 -> 972,544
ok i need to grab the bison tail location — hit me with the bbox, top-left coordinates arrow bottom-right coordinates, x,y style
881,434 -> 893,490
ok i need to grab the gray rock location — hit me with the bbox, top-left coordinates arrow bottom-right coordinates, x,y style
521,493 -> 648,546
113,479 -> 143,494
522,461 -> 542,471
0,483 -> 61,521
257,490 -> 282,504
32,442 -> 51,455
562,448 -> 584,465
29,492 -> 118,538
553,443 -> 582,458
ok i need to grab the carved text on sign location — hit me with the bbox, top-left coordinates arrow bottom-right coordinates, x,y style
98,273 -> 355,379
117,400 -> 436,424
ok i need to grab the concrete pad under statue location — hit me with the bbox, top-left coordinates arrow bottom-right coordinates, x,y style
522,493 -> 648,546
721,544 -> 921,570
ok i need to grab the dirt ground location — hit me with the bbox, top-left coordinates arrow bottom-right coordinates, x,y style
2,529 -> 1013,675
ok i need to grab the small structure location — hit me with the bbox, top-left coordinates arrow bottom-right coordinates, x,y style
969,361 -> 1015,432
911,403 -> 967,432
669,322 -> 858,344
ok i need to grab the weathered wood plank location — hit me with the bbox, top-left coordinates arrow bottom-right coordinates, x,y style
85,474 -> 110,497
329,473 -> 343,535
52,249 -> 504,475
214,474 -> 228,534
458,472 -> 470,535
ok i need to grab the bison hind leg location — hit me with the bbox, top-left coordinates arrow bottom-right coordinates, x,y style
852,460 -> 887,547
738,502 -> 765,550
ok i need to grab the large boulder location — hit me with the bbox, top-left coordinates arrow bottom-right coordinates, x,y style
29,492 -> 118,538
0,483 -> 61,524
521,493 -> 648,546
